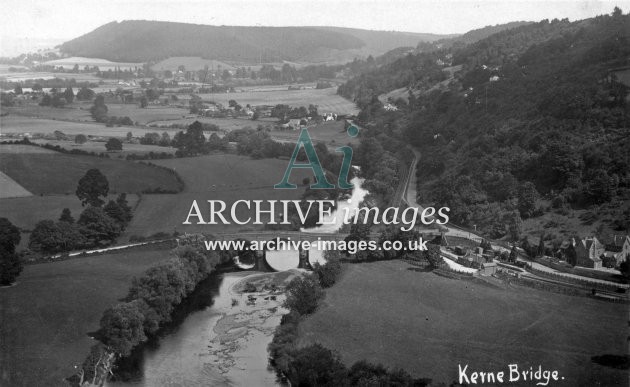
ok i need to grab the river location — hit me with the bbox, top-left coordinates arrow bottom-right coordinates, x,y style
106,178 -> 369,386
106,271 -> 293,387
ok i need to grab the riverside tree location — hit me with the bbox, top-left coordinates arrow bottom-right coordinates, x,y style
283,274 -> 324,315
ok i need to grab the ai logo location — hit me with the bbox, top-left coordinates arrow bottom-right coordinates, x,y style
274,124 -> 359,189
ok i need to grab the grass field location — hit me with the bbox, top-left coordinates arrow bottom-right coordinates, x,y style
124,154 -> 312,238
196,87 -> 359,115
297,260 -> 628,386
0,247 -> 173,387
0,145 -> 181,195
270,121 -> 360,146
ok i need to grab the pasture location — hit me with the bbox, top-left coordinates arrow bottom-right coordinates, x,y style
197,87 -> 359,115
0,246 -> 173,387
297,260 -> 628,386
0,144 -> 181,195
124,154 -> 312,238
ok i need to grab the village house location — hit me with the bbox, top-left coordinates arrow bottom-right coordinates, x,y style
383,103 -> 399,111
603,235 -> 630,267
458,247 -> 491,269
480,261 -> 498,276
560,237 -> 604,269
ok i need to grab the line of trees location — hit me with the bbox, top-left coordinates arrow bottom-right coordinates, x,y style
77,241 -> 223,384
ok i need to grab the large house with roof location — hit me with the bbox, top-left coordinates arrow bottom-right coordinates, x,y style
603,235 -> 630,267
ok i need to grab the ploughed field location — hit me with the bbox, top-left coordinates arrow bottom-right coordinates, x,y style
297,260 -> 628,386
0,246 -> 173,387
123,154 -> 312,239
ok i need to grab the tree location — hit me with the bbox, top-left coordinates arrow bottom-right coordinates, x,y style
64,87 -> 75,103
139,96 -> 148,108
518,182 -> 539,218
509,244 -> 518,263
77,206 -> 121,244
105,138 -> 123,152
159,132 -> 171,147
425,243 -> 443,268
312,253 -> 343,288
75,134 -> 87,145
537,234 -> 545,257
283,274 -> 323,315
76,87 -> 95,101
29,220 -> 61,253
59,208 -> 74,223
104,200 -> 128,229
76,169 -> 109,207
508,211 -> 523,241
14,84 -> 22,94
0,218 -> 22,285
115,193 -> 133,223
126,132 -> 133,142
100,300 -> 147,356
29,219 -> 84,253
90,95 -> 108,122
287,344 -> 348,386
39,94 -> 51,106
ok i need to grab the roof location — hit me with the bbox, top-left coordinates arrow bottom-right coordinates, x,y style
605,235 -> 629,251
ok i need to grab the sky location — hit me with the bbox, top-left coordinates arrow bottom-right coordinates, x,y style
0,0 -> 623,56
